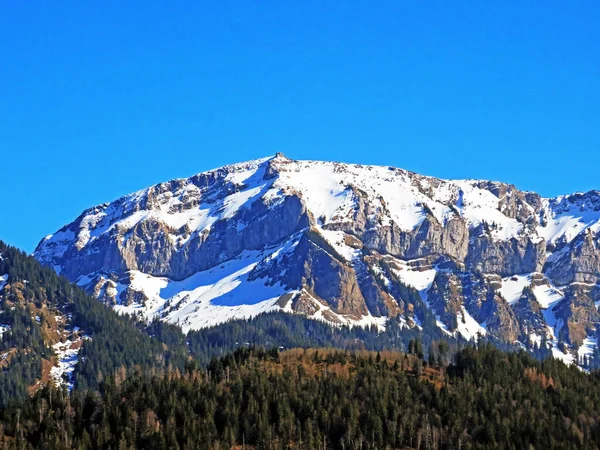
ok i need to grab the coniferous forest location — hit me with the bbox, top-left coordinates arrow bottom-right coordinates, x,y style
1,345 -> 600,449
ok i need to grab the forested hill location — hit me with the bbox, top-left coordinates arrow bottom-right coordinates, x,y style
1,344 -> 599,449
0,241 -> 189,405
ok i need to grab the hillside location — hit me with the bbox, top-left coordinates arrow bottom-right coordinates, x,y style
33,154 -> 600,367
0,241 -> 189,404
1,345 -> 599,449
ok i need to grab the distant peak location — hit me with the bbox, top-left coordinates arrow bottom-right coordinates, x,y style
273,152 -> 291,161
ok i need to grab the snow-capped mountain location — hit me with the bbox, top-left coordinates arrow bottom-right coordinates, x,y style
34,154 -> 600,365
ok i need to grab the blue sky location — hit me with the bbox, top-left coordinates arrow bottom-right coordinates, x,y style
1,2 -> 599,252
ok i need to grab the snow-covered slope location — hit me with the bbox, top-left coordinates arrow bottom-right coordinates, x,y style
50,329 -> 89,390
34,154 -> 600,366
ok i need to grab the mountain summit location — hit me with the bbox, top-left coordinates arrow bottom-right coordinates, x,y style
34,155 -> 600,365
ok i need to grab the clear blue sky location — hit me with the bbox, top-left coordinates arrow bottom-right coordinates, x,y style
1,2 -> 599,252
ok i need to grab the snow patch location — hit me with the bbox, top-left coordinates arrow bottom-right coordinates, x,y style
319,229 -> 360,262
538,289 -> 574,365
499,273 -> 572,364
455,307 -> 487,341
389,263 -> 437,294
454,181 -> 524,240
578,336 -> 598,363
551,345 -> 575,366
113,247 -> 292,333
51,334 -> 89,391
539,196 -> 600,245
275,161 -> 449,231
300,289 -> 387,331
532,284 -> 564,309
0,324 -> 10,339
433,307 -> 487,342
499,275 -> 531,305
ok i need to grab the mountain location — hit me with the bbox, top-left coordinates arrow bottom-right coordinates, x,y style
34,154 -> 600,367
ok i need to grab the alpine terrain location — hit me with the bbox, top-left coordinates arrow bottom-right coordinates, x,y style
34,154 -> 600,367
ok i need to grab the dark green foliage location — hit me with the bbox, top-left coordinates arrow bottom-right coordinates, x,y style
69,294 -> 189,391
185,310 -> 454,365
0,303 -> 50,405
0,305 -> 49,356
0,353 -> 42,408
0,243 -> 56,406
0,241 -> 189,399
1,344 -> 600,449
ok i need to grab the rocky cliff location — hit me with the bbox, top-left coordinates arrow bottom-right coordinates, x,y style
34,154 -> 600,366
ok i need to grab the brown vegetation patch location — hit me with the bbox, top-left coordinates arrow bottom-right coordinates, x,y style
524,367 -> 556,390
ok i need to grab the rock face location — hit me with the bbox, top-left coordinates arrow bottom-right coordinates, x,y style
34,154 -> 600,365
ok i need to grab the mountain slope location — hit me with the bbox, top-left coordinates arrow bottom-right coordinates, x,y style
0,241 -> 189,404
34,154 -> 600,366
2,345 -> 600,449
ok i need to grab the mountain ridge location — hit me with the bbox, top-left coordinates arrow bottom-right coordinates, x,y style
33,154 -> 600,367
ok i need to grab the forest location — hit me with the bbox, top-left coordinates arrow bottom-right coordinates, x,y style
0,241 -> 190,404
1,344 -> 600,449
